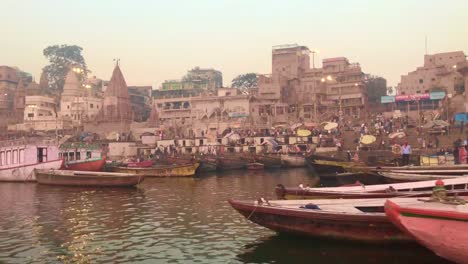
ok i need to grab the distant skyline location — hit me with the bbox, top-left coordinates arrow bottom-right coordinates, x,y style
3,0 -> 468,88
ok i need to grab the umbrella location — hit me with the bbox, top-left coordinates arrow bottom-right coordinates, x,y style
389,131 -> 406,139
360,135 -> 376,145
297,129 -> 311,137
433,120 -> 449,127
291,123 -> 303,130
224,132 -> 240,140
324,122 -> 338,131
261,138 -> 279,148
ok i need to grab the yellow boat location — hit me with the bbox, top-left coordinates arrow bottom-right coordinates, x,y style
111,163 -> 199,177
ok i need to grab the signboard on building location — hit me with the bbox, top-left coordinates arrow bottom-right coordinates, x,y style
430,91 -> 446,100
381,96 -> 395,103
395,93 -> 430,102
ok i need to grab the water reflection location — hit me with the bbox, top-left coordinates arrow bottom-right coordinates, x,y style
237,235 -> 450,264
0,169 -> 448,263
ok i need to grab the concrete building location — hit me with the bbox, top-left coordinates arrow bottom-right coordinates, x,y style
128,86 -> 152,122
253,44 -> 367,127
398,51 -> 466,96
0,66 -> 28,130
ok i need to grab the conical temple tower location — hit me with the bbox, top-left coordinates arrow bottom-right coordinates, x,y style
38,70 -> 49,92
103,64 -> 132,122
61,69 -> 82,99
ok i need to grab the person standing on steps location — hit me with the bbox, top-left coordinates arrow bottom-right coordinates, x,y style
401,142 -> 412,166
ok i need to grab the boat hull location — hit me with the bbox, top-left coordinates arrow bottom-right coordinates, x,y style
247,163 -> 264,170
0,159 -> 63,182
111,163 -> 199,177
229,200 -> 410,242
281,154 -> 306,168
385,200 -> 468,264
62,157 -> 106,171
276,177 -> 468,200
36,170 -> 144,187
379,172 -> 457,183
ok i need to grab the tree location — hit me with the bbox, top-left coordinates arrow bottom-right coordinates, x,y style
231,73 -> 257,93
42,44 -> 89,91
365,76 -> 387,104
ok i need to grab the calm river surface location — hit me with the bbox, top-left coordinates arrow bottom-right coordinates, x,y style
0,168 -> 449,264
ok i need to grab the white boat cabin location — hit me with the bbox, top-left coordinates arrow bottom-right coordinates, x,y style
59,143 -> 103,162
0,139 -> 59,168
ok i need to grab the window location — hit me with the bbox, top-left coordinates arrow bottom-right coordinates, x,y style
0,151 -> 4,166
67,105 -> 70,109
6,151 -> 11,165
419,79 -> 424,84
90,103 -> 94,108
28,113 -> 34,118
69,152 -> 75,161
12,150 -> 18,164
86,151 -> 92,159
76,152 -> 81,160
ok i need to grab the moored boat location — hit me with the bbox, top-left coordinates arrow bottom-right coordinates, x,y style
379,171 -> 458,183
0,139 -> 62,181
217,156 -> 248,171
111,162 -> 199,177
229,198 -> 411,242
127,160 -> 153,168
62,156 -> 106,171
275,176 -> 468,200
246,162 -> 264,170
35,169 -> 144,187
281,154 -> 306,168
385,198 -> 468,264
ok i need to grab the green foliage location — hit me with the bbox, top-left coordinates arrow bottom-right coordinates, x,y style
231,73 -> 257,92
42,44 -> 89,91
365,76 -> 387,104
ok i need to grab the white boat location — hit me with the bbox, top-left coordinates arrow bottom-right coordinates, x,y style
378,171 -> 458,183
0,139 -> 62,181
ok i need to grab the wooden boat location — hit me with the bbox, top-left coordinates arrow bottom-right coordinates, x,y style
385,198 -> 468,264
253,154 -> 283,169
229,198 -> 411,242
35,169 -> 144,187
111,162 -> 199,177
0,139 -> 62,181
306,158 -> 347,174
217,156 -> 248,171
197,159 -> 218,173
318,172 -> 384,186
281,154 -> 306,168
127,160 -> 153,168
62,156 -> 106,171
246,162 -> 264,170
275,176 -> 468,200
379,171 -> 458,183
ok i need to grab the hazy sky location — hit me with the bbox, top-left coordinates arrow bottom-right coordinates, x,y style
3,0 -> 468,88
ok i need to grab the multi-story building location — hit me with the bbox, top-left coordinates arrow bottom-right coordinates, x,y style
154,67 -> 223,99
253,44 -> 367,126
128,86 -> 152,122
398,51 -> 466,96
0,66 -> 27,129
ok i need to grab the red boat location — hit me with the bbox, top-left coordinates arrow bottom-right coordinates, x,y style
229,198 -> 411,242
62,156 -> 106,172
127,160 -> 153,168
385,197 -> 468,264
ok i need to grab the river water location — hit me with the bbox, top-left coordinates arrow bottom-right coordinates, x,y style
0,168 -> 449,264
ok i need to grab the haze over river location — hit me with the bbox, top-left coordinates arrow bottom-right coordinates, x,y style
0,168 -> 448,263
